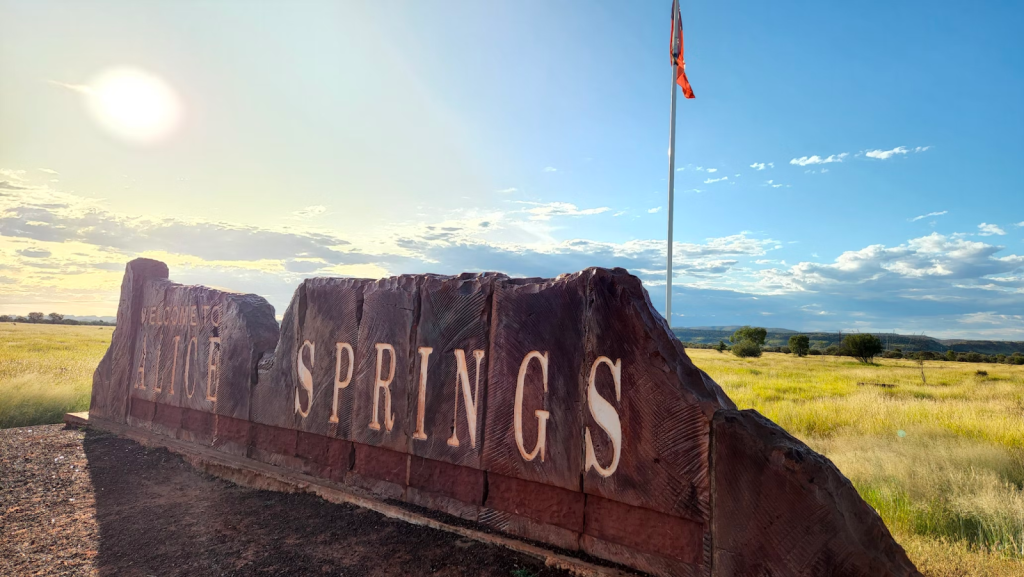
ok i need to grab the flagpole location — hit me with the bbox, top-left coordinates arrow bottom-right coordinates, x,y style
666,62 -> 678,324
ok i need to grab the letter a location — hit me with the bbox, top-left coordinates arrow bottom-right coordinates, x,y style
514,351 -> 550,462
295,340 -> 314,417
584,356 -> 623,477
368,343 -> 396,432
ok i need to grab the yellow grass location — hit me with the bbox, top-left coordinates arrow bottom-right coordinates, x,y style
691,349 -> 1024,576
0,323 -> 113,428
2,325 -> 1022,574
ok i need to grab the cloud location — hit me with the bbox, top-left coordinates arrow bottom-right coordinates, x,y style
706,168 -> 718,173
515,201 -> 609,221
765,180 -> 783,188
543,166 -> 557,173
38,168 -> 58,175
17,248 -> 52,258
909,210 -> 947,222
291,205 -> 327,219
648,207 -> 662,214
749,163 -> 767,171
496,187 -> 518,194
789,153 -> 848,166
703,176 -> 728,184
865,146 -> 909,160
0,181 -> 27,190
864,145 -> 931,160
977,222 -> 1006,236
757,232 -> 1024,297
1016,222 -> 1024,228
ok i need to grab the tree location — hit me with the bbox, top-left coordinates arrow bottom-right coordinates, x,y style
843,333 -> 883,364
788,334 -> 810,357
945,350 -> 957,362
715,340 -> 727,353
27,312 -> 44,323
730,326 -> 767,346
48,312 -> 64,324
731,340 -> 762,358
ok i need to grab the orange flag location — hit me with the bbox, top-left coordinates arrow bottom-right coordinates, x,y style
670,1 -> 695,99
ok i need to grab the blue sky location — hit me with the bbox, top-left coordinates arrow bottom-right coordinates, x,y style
1,1 -> 1022,338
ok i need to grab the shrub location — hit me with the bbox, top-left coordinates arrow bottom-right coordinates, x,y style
715,340 -> 727,353
730,326 -> 767,346
788,334 -> 810,357
964,352 -> 984,363
824,345 -> 842,356
883,351 -> 903,359
843,333 -> 883,363
780,346 -> 791,354
945,350 -> 957,361
731,340 -> 762,358
808,349 -> 822,356
975,370 -> 988,377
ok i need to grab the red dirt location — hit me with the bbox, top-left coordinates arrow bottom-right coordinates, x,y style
0,424 -> 572,577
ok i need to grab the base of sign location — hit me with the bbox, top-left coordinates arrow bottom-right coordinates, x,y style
64,411 -> 634,577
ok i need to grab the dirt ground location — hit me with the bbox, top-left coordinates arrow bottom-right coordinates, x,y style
0,424 -> 572,577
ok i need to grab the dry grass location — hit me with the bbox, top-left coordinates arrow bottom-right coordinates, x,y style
2,325 -> 1022,574
691,349 -> 1024,576
0,323 -> 113,428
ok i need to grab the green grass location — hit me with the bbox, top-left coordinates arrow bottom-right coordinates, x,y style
692,349 -> 1024,577
0,322 -> 114,428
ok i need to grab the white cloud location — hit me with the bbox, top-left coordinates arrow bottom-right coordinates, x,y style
613,211 -> 626,217
516,201 -> 609,221
865,146 -> 909,160
977,222 -> 1006,236
648,207 -> 662,214
543,166 -> 557,173
703,176 -> 728,184
292,205 -> 327,219
757,232 -> 1024,297
706,168 -> 718,173
38,168 -> 58,175
765,180 -> 783,188
749,162 -> 766,171
1015,221 -> 1024,228
909,210 -> 947,222
864,145 -> 931,160
496,187 -> 518,194
789,153 -> 848,166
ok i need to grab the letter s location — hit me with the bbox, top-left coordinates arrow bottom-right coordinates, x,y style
584,356 -> 622,477
295,340 -> 315,418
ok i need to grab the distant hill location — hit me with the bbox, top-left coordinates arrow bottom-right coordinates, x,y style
672,327 -> 1024,356
65,315 -> 116,324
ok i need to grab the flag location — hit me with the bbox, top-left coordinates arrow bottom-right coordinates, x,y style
670,1 -> 695,99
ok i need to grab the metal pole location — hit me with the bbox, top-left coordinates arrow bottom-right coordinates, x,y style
666,63 -> 678,324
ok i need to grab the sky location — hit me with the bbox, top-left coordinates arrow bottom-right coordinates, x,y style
1,1 -> 1022,338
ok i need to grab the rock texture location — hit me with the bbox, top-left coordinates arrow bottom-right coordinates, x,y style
88,259 -> 921,577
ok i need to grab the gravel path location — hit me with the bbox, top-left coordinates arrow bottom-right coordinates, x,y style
0,424 -> 570,577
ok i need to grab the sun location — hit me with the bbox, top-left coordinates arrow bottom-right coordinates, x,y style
85,67 -> 182,144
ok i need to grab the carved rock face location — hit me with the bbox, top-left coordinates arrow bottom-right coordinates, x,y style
90,259 -> 921,577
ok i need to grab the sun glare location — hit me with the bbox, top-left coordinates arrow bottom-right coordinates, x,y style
86,67 -> 182,144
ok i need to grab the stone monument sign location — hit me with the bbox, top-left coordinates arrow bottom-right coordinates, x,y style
88,259 -> 921,577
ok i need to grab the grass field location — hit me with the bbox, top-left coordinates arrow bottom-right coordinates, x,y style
0,323 -> 114,429
1,324 -> 1021,575
689,349 -> 1024,577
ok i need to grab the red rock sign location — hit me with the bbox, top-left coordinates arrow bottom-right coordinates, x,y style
90,259 -> 921,577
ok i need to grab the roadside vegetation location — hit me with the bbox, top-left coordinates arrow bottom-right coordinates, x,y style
692,348 -> 1024,577
1,323 -> 1022,574
0,323 -> 113,428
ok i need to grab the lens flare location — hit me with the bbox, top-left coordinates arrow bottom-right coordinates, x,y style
86,67 -> 182,144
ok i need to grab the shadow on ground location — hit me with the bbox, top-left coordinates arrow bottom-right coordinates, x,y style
0,424 -> 568,577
